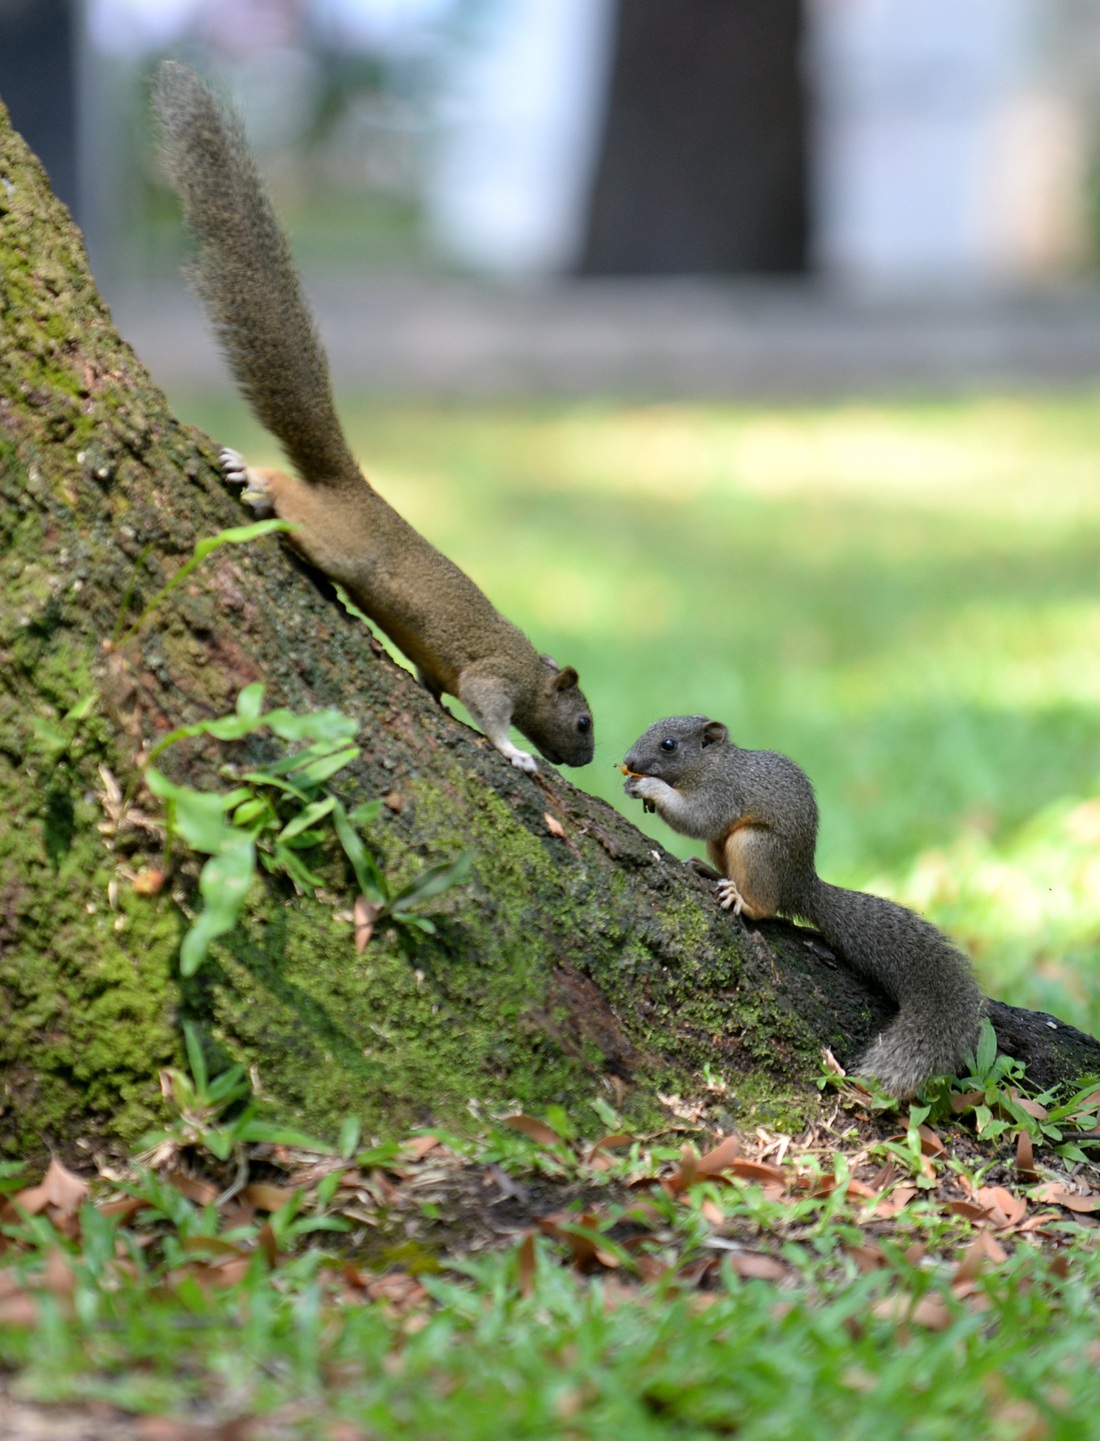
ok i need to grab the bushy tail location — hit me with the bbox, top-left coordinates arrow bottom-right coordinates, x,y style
152,61 -> 358,487
805,880 -> 983,1098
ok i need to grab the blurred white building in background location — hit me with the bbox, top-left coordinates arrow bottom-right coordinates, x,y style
425,0 -> 615,275
808,0 -> 1091,286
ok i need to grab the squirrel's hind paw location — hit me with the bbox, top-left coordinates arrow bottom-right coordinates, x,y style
219,446 -> 248,484
716,878 -> 746,915
220,446 -> 275,517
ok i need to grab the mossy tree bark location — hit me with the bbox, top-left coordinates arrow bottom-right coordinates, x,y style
2,102 -> 1098,1158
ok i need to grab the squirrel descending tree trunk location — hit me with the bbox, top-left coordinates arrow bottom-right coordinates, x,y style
153,61 -> 594,776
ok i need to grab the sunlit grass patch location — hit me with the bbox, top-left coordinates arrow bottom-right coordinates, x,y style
874,791 -> 1100,1025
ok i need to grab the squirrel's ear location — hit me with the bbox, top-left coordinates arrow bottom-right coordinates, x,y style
701,720 -> 727,747
551,666 -> 579,692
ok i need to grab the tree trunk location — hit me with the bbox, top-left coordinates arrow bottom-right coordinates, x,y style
578,0 -> 808,275
1,100 -> 1096,1159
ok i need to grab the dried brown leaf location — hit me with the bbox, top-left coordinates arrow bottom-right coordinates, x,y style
1015,1128 -> 1037,1182
871,1291 -> 952,1330
42,1249 -> 76,1295
257,1222 -> 279,1267
1010,1092 -> 1049,1122
728,1252 -> 786,1281
698,1134 -> 742,1176
844,1178 -> 880,1200
1015,1213 -> 1060,1235
165,1171 -> 219,1207
729,1159 -> 787,1186
843,1244 -> 887,1272
867,1159 -> 898,1191
100,1195 -> 150,1222
354,894 -> 383,953
403,1135 -> 442,1161
241,1182 -> 299,1213
0,1290 -> 38,1327
664,1145 -> 700,1197
180,1236 -> 247,1259
1032,1183 -> 1100,1214
503,1114 -> 564,1149
636,1254 -> 668,1285
947,1199 -> 989,1221
14,1158 -> 89,1217
585,1133 -> 632,1163
874,1185 -> 917,1218
678,1255 -> 720,1287
976,1185 -> 1028,1228
537,1212 -> 607,1272
543,812 -> 566,839
193,1255 -> 252,1289
950,1090 -> 984,1114
516,1231 -> 537,1297
367,1167 -> 401,1206
917,1125 -> 945,1157
954,1232 -> 1008,1286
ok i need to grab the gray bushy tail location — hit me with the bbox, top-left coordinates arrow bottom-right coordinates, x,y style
804,880 -> 983,1097
152,61 -> 358,487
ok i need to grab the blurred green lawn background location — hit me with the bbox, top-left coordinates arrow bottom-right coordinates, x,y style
176,390 -> 1100,1039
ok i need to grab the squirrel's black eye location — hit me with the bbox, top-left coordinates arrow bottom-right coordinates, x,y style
660,737 -> 677,753
576,715 -> 591,734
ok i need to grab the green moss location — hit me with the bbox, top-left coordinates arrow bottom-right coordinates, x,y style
0,758 -> 180,1153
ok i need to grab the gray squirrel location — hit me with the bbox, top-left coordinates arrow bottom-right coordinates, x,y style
152,61 -> 593,775
622,715 -> 983,1098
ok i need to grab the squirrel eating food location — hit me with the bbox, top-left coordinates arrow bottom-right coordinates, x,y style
622,715 -> 983,1098
152,61 -> 593,775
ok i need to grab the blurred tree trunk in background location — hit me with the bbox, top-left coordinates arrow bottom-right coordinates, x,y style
0,0 -> 78,217
579,0 -> 807,275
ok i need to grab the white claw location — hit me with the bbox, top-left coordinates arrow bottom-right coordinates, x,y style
219,446 -> 247,483
716,879 -> 745,915
219,447 -> 274,516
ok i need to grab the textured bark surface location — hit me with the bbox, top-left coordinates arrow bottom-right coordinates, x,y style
2,99 -> 1097,1159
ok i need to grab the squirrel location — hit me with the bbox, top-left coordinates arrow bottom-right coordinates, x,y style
621,716 -> 984,1098
151,61 -> 594,775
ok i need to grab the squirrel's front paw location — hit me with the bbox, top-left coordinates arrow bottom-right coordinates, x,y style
508,748 -> 538,774
716,878 -> 746,914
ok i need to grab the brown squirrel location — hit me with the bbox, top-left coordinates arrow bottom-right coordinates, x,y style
152,61 -> 594,775
622,716 -> 984,1098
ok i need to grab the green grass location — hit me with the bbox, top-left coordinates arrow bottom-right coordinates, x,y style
172,389 -> 1100,1034
4,1242 -> 1099,1438
3,1086 -> 1100,1440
